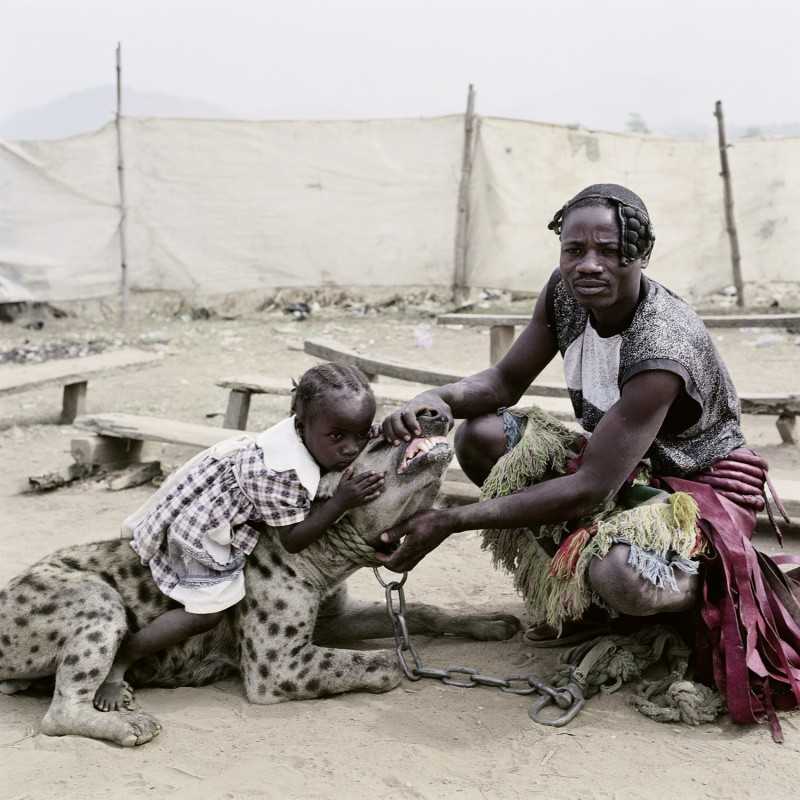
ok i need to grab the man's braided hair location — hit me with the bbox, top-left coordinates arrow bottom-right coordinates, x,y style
291,362 -> 374,416
547,183 -> 656,265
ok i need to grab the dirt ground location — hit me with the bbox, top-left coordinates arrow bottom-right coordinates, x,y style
1,294 -> 799,800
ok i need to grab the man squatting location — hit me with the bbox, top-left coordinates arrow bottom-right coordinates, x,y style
377,184 -> 799,738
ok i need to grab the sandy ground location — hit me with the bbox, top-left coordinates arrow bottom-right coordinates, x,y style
1,298 -> 800,799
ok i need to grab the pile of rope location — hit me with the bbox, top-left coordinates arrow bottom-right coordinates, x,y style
548,625 -> 725,726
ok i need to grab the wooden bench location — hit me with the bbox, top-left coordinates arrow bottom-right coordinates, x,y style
70,412 -> 502,499
438,312 -> 800,365
0,348 -> 163,424
217,376 -> 418,430
216,373 -> 576,431
436,316 -> 800,444
303,338 -> 570,396
72,412 -> 799,533
71,413 -> 246,474
302,338 -> 798,444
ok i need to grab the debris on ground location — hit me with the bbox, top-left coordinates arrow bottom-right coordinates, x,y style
27,463 -> 98,492
0,302 -> 71,327
105,461 -> 162,491
0,338 -> 115,365
0,302 -> 27,323
256,286 -> 460,318
27,460 -> 164,493
177,304 -> 217,322
137,331 -> 172,345
283,302 -> 312,321
698,281 -> 800,312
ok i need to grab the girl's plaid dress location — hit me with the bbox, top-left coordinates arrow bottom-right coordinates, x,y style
126,417 -> 320,600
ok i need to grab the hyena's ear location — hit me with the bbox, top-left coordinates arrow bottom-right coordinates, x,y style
316,470 -> 343,500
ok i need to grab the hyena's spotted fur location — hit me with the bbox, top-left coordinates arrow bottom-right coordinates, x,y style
1,412 -> 520,746
0,530 -> 519,747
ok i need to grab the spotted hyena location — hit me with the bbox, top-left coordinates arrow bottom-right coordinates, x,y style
0,409 -> 519,746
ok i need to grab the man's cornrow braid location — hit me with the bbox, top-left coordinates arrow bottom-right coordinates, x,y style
617,204 -> 655,265
547,195 -> 656,264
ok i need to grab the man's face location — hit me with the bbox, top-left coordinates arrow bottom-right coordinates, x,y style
558,204 -> 643,313
301,392 -> 375,472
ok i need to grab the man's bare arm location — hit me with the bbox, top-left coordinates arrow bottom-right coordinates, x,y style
377,369 -> 682,571
382,289 -> 558,443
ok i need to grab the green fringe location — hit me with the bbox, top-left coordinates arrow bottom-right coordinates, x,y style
480,406 -> 580,570
479,406 -> 701,631
593,493 -> 700,562
480,406 -> 580,501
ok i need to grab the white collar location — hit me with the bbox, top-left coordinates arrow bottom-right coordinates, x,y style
255,416 -> 320,498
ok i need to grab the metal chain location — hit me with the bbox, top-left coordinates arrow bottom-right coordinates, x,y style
373,568 -> 585,727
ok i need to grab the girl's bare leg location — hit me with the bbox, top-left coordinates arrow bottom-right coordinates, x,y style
94,609 -> 223,711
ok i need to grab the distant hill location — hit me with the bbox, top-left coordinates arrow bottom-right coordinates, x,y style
4,86 -> 798,142
0,85 -> 235,140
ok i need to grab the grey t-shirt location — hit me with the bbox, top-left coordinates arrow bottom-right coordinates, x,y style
545,271 -> 745,476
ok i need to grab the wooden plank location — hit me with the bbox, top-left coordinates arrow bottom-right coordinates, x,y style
438,312 -> 800,330
304,338 -> 571,399
0,348 -> 163,397
106,461 -> 161,491
71,437 -> 143,466
217,375 -> 574,419
489,325 -> 515,364
60,380 -> 87,423
700,314 -> 800,329
74,413 -> 242,449
72,411 -> 799,522
438,313 -> 529,327
223,374 -> 577,423
217,376 -> 294,395
776,413 -> 797,445
305,339 -> 797,422
223,389 -> 251,430
740,395 -> 800,415
218,375 -> 424,407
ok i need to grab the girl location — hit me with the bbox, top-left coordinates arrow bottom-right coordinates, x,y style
94,363 -> 384,711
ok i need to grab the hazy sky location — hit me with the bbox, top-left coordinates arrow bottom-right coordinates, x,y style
3,0 -> 799,133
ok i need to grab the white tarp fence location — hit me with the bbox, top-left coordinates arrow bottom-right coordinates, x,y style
1,115 -> 797,302
467,118 -> 800,297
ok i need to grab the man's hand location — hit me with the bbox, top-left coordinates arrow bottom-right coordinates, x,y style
374,508 -> 453,572
381,393 -> 453,445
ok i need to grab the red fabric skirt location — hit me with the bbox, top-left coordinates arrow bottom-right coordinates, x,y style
662,474 -> 800,742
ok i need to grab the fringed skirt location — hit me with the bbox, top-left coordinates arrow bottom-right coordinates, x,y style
480,406 -> 800,739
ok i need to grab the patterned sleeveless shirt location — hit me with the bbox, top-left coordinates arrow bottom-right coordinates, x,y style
545,271 -> 744,476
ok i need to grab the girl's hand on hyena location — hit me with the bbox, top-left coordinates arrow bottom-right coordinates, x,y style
335,467 -> 385,509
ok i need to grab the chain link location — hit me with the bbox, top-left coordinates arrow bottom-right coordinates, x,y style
373,568 -> 585,727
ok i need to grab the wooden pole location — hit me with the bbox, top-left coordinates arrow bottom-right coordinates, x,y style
115,42 -> 129,323
452,84 -> 476,305
714,100 -> 745,308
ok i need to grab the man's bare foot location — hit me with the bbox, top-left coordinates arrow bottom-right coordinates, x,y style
93,679 -> 136,712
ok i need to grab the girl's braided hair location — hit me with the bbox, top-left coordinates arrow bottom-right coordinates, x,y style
291,362 -> 374,416
547,183 -> 656,265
